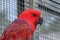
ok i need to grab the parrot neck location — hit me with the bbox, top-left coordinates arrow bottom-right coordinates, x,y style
27,20 -> 36,31
17,18 -> 36,32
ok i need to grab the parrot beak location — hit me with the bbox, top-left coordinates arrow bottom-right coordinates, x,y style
38,17 -> 43,25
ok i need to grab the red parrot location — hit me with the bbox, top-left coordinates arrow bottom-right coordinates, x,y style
0,8 -> 43,40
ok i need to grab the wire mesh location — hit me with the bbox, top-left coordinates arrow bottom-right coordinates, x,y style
0,0 -> 60,40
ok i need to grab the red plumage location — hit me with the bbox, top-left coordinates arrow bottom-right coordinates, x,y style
0,8 -> 42,40
1,19 -> 32,40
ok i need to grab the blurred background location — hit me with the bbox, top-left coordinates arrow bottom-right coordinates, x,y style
0,0 -> 60,40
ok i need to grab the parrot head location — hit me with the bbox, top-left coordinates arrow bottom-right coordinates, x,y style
18,8 -> 43,26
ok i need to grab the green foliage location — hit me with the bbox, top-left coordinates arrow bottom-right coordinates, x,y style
0,12 -> 5,25
0,11 -> 11,26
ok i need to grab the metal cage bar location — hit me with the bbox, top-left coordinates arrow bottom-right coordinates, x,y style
0,0 -> 60,40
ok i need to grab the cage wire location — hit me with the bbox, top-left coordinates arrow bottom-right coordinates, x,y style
0,0 -> 60,40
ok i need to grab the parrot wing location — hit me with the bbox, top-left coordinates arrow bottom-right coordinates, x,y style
1,19 -> 32,40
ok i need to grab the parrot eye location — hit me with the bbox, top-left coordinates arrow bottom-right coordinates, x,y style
32,13 -> 37,17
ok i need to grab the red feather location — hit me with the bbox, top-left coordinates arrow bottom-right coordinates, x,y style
1,19 -> 33,40
0,9 -> 41,40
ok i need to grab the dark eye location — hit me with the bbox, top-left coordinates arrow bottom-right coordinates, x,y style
32,13 -> 37,16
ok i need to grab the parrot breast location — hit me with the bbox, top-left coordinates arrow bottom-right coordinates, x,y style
1,19 -> 35,40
